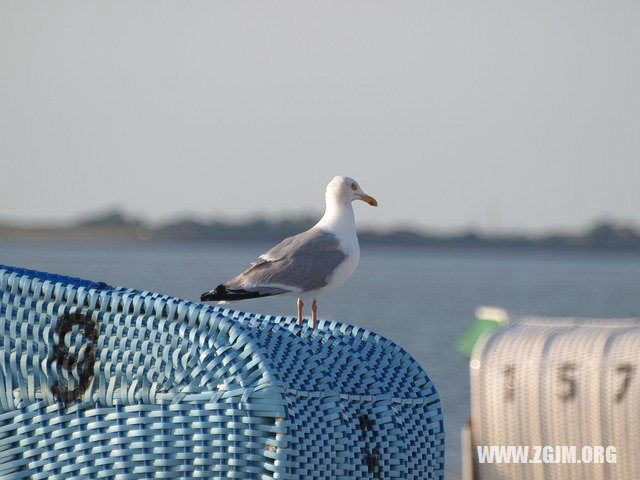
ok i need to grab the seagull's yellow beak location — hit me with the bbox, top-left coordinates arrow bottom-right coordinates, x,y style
359,193 -> 378,207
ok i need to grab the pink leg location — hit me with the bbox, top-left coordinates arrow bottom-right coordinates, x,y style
297,297 -> 304,326
311,299 -> 317,329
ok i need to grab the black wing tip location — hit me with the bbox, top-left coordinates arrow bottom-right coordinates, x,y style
201,284 -> 227,302
200,284 -> 278,302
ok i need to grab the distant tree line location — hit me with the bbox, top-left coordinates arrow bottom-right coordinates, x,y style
1,209 -> 639,251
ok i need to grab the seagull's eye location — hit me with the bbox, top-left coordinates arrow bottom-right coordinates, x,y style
351,184 -> 357,190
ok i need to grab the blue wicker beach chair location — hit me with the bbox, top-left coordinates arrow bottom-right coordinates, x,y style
0,264 -> 444,479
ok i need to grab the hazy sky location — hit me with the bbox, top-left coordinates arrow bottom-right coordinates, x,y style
1,1 -> 639,232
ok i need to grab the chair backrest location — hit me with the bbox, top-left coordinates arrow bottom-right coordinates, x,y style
470,316 -> 640,480
0,264 -> 445,479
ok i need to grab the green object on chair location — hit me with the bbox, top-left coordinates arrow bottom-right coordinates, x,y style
456,306 -> 508,357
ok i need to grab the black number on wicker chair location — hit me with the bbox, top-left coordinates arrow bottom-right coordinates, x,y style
615,363 -> 635,403
558,363 -> 578,402
51,312 -> 98,404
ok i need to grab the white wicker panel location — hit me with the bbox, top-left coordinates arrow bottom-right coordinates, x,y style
600,327 -> 640,480
472,322 -> 565,480
470,317 -> 640,480
539,325 -> 609,480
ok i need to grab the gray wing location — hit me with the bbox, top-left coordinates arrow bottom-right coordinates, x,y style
226,227 -> 347,293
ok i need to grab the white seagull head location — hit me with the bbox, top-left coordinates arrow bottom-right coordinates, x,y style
325,176 -> 378,207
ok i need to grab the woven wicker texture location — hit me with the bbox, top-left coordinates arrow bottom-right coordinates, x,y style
0,264 -> 444,479
470,316 -> 640,480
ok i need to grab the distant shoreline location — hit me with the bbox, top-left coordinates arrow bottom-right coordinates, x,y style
1,210 -> 639,252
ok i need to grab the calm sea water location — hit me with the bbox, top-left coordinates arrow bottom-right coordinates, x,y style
2,242 -> 640,476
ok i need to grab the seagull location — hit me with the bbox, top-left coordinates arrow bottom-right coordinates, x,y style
200,176 -> 378,328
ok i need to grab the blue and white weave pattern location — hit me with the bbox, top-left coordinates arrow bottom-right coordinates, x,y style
0,264 -> 444,479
